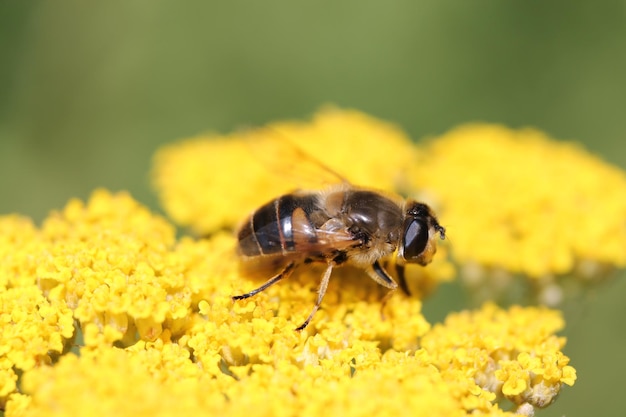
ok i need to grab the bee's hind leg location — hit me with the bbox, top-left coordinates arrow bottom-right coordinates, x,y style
295,262 -> 335,331
232,262 -> 296,300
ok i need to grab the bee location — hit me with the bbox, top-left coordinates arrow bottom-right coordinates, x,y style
232,182 -> 446,331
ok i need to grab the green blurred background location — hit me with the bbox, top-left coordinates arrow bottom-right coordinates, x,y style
1,1 -> 624,415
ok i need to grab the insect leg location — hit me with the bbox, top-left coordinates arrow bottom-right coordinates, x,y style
364,260 -> 400,321
394,263 -> 411,296
232,262 -> 296,300
364,260 -> 398,290
295,262 -> 335,331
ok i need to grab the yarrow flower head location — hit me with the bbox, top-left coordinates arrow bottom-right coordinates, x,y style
410,124 -> 626,305
2,208 -> 578,416
421,303 -> 576,410
152,107 -> 422,235
0,108 -> 601,416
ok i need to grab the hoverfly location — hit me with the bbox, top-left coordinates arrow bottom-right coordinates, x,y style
232,138 -> 445,331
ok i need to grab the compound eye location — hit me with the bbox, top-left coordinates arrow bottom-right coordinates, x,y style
402,219 -> 429,261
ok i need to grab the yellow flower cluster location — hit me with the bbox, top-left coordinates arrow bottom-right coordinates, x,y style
34,190 -> 194,346
1,190 -> 575,416
409,124 -> 626,303
153,109 -> 626,306
0,215 -> 75,398
152,107 -> 421,235
421,304 -> 576,409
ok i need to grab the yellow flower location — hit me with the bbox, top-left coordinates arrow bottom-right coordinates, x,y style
152,109 -> 626,306
15,345 -> 220,417
1,109 -> 587,416
33,190 -> 197,347
152,107 -> 421,235
0,216 -> 69,405
421,303 -> 576,411
2,188 -> 575,416
411,124 -> 626,304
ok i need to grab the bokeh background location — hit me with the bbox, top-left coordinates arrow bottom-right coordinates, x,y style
1,1 -> 624,415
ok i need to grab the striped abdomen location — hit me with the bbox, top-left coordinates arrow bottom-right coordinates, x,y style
238,194 -> 325,257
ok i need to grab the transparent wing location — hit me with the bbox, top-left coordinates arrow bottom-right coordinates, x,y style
237,203 -> 360,276
240,126 -> 353,192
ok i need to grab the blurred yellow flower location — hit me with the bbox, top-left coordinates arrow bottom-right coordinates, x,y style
411,124 -> 626,304
152,107 -> 420,235
152,110 -> 626,306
